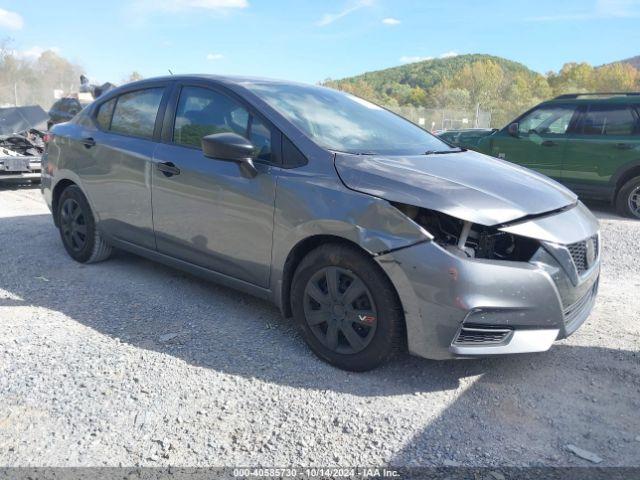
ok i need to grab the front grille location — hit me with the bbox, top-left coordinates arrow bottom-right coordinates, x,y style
567,235 -> 598,274
453,326 -> 512,345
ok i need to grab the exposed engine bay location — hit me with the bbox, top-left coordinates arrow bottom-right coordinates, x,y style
393,202 -> 539,262
0,129 -> 46,157
0,106 -> 47,178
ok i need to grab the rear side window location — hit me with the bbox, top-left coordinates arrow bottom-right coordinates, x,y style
110,88 -> 164,139
95,98 -> 116,130
581,105 -> 638,136
174,86 -> 274,162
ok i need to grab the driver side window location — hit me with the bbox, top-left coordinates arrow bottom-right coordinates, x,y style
173,86 -> 273,162
174,86 -> 248,148
518,105 -> 576,135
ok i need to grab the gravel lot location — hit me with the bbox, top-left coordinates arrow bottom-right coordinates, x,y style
0,183 -> 638,468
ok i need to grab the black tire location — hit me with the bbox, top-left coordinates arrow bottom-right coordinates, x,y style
291,243 -> 404,371
615,176 -> 640,219
56,185 -> 112,263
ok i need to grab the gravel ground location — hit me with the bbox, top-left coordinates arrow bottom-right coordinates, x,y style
0,184 -> 638,468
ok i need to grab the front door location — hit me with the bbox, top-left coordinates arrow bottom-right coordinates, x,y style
151,84 -> 278,288
488,104 -> 578,181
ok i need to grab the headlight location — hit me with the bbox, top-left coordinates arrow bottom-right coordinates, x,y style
392,202 -> 539,262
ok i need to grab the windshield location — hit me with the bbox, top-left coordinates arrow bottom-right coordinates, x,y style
244,82 -> 456,155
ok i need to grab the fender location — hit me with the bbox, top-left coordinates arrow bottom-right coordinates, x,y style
609,158 -> 640,190
268,167 -> 431,311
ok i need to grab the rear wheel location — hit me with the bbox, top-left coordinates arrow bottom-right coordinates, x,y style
615,176 -> 640,219
56,185 -> 112,263
291,243 -> 404,371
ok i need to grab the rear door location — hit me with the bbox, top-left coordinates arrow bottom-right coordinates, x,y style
76,84 -> 170,249
488,104 -> 578,181
561,103 -> 640,198
151,82 -> 278,287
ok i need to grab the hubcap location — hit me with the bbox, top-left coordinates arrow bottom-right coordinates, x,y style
628,186 -> 640,218
60,198 -> 87,252
303,266 -> 377,354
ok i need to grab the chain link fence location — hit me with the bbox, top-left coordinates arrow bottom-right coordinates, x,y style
389,106 -> 492,131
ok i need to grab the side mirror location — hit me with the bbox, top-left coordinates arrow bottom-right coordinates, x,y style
202,132 -> 258,178
507,122 -> 519,137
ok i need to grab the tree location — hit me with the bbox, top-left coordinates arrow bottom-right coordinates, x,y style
0,40 -> 84,108
123,71 -> 144,83
407,86 -> 428,106
548,62 -> 594,95
592,63 -> 639,91
450,60 -> 505,111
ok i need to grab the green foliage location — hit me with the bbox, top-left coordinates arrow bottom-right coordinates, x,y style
323,53 -> 640,128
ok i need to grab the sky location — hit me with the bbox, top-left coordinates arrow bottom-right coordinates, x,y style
1,0 -> 640,85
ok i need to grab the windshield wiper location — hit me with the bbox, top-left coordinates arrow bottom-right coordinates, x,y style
424,148 -> 464,155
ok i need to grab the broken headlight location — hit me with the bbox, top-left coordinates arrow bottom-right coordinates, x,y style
392,202 -> 539,262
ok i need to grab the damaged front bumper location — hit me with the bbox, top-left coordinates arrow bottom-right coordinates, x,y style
375,203 -> 600,360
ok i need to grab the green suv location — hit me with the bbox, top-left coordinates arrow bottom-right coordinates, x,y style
444,93 -> 640,218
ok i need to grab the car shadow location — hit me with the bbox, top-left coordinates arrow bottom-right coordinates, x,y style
0,179 -> 40,190
2,213 -> 470,396
1,213 -> 639,466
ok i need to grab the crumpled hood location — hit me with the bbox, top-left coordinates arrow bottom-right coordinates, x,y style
334,150 -> 577,226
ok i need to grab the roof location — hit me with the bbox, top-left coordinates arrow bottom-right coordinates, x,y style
120,74 -> 314,90
546,92 -> 640,104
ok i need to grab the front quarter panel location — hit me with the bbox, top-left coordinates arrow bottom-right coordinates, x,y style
269,161 -> 432,310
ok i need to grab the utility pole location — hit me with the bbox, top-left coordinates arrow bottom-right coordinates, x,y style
14,82 -> 18,106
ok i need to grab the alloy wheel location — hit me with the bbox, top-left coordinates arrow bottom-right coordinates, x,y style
628,186 -> 640,218
60,198 -> 87,252
303,267 -> 377,354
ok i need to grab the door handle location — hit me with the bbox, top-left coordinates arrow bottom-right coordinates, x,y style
541,140 -> 557,147
157,161 -> 181,177
81,137 -> 96,148
616,143 -> 633,150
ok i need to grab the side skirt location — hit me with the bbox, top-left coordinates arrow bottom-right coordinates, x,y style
104,234 -> 274,303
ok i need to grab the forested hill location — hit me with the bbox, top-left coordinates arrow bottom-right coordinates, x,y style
323,53 -> 640,127
619,55 -> 640,69
328,54 -> 539,94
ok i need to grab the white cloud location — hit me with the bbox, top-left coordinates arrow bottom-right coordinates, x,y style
382,17 -> 400,25
206,53 -> 224,61
133,0 -> 248,13
316,0 -> 374,26
399,55 -> 433,64
0,8 -> 23,30
399,51 -> 458,64
528,0 -> 640,21
15,46 -> 61,59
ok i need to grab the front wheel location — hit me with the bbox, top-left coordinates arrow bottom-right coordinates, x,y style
291,244 -> 404,371
616,176 -> 640,219
56,185 -> 112,263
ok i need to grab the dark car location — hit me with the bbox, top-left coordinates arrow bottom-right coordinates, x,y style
41,76 -> 600,371
436,128 -> 496,149
47,97 -> 90,130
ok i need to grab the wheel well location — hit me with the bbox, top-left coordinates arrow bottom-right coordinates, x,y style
280,234 -> 403,319
615,166 -> 640,200
51,179 -> 77,226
